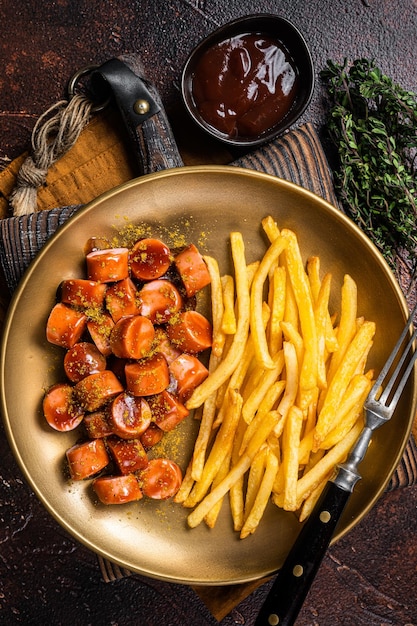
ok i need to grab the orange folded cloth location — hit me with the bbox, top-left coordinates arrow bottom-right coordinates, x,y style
0,108 -> 137,218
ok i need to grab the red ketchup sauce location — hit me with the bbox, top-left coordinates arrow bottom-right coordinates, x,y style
191,33 -> 299,139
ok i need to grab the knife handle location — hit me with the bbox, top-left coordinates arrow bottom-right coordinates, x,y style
255,480 -> 351,626
91,56 -> 184,175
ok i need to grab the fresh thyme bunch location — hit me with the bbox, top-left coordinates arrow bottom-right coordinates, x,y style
320,58 -> 417,267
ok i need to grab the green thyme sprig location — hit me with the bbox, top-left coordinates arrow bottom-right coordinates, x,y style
320,58 -> 417,267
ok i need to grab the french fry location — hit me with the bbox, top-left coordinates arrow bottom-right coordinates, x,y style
244,445 -> 268,520
258,381 -> 286,422
240,383 -> 285,455
186,232 -> 250,409
326,274 -> 358,385
213,333 -> 233,409
250,235 -> 288,369
266,432 -> 282,463
262,215 -> 280,242
187,455 -> 252,528
306,255 -> 322,302
281,229 -> 318,392
191,347 -> 227,480
276,341 -> 299,424
213,337 -> 255,427
174,457 -> 195,503
314,320 -> 376,448
280,321 -> 304,372
241,362 -> 266,403
296,421 -> 362,506
268,266 -> 286,356
190,380 -> 219,481
283,265 -> 299,329
204,455 -> 230,528
321,402 -> 364,450
246,261 -> 260,290
185,389 -> 242,507
240,303 -> 271,403
354,340 -> 374,377
242,350 -> 284,424
282,405 -> 304,511
240,448 -> 279,538
298,388 -> 319,465
304,387 -> 319,436
203,255 -> 226,358
213,300 -> 271,427
229,416 -> 248,531
302,447 -> 325,475
187,410 -> 279,528
314,272 -> 332,390
221,275 -> 237,334
307,256 -> 338,354
320,373 -> 371,449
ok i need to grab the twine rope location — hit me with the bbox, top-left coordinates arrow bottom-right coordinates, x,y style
10,94 -> 94,216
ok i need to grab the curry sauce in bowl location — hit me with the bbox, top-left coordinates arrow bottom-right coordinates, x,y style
181,14 -> 315,148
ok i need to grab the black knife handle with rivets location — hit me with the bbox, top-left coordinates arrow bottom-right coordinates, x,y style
255,480 -> 351,626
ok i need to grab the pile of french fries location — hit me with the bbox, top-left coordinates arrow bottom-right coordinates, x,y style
174,216 -> 376,539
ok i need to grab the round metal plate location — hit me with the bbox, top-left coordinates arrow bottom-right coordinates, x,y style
1,166 -> 415,585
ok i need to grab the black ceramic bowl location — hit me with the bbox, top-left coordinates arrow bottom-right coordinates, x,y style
181,14 -> 315,148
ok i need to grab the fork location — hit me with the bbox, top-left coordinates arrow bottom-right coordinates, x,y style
255,303 -> 417,626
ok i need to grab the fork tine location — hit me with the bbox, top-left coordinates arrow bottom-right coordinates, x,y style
386,341 -> 417,409
379,326 -> 417,406
368,302 -> 417,402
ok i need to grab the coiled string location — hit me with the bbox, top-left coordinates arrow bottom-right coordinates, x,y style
9,94 -> 93,216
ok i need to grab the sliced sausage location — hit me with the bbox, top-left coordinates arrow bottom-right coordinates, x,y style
60,279 -> 107,308
64,342 -> 107,382
125,354 -> 170,396
166,310 -> 212,353
139,458 -> 182,499
109,392 -> 152,439
43,383 -> 84,432
46,302 -> 87,349
140,423 -> 164,449
138,279 -> 183,323
106,435 -> 149,474
168,353 -> 209,402
105,277 -> 141,322
109,315 -> 155,359
74,370 -> 124,412
153,328 -> 182,364
87,313 -> 115,356
86,247 -> 129,283
66,438 -> 110,480
92,474 -> 143,504
83,410 -> 114,439
130,238 -> 172,280
174,244 -> 211,297
84,236 -> 111,255
148,390 -> 189,432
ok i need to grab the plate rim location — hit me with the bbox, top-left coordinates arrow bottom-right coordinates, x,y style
1,164 -> 415,585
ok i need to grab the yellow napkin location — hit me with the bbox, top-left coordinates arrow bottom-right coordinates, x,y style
0,109 -> 137,218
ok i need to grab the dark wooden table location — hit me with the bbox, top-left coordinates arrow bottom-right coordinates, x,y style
1,1 -> 417,624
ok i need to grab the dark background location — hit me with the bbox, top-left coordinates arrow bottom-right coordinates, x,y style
1,1 -> 417,625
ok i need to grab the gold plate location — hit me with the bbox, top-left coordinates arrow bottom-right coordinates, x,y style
1,166 -> 416,585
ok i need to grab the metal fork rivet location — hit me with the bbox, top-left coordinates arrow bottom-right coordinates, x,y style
320,510 -> 331,523
293,564 -> 304,577
133,99 -> 150,115
268,614 -> 279,625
